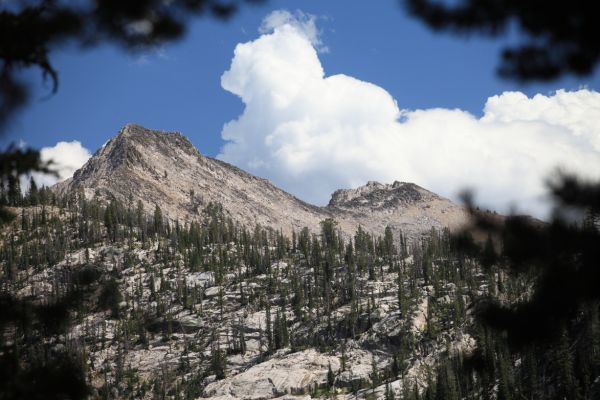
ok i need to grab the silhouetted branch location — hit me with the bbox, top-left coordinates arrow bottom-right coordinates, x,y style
459,173 -> 600,348
0,0 -> 266,131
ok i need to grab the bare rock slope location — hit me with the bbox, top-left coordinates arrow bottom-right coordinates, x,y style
56,124 -> 468,240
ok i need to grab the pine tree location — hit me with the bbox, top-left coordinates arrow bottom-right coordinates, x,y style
238,318 -> 247,354
370,354 -> 379,389
273,310 -> 282,350
153,205 -> 163,236
7,174 -> 21,206
211,348 -> 226,380
392,353 -> 401,379
555,326 -> 577,400
384,225 -> 395,264
385,382 -> 395,400
27,176 -> 38,205
265,300 -> 273,352
496,354 -> 513,400
327,362 -> 335,390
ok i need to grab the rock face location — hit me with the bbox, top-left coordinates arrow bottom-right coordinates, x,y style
56,124 -> 468,241
204,349 -> 339,399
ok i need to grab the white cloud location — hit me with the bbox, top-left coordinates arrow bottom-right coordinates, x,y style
259,10 -> 328,53
31,141 -> 91,188
218,10 -> 600,219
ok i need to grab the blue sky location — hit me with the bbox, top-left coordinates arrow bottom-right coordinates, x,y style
6,1 -> 600,218
8,0 -> 598,154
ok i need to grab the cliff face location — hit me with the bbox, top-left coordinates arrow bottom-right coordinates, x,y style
56,123 -> 469,240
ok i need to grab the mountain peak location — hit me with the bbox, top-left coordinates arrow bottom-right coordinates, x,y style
59,125 -> 469,241
111,123 -> 198,155
328,180 -> 434,210
69,125 -> 202,196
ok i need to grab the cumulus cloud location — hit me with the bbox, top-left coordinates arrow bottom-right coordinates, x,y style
218,10 -> 600,218
31,141 -> 91,187
259,10 -> 328,53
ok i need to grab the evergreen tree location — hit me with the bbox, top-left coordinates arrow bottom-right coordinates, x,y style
154,205 -> 163,236
385,382 -> 395,400
7,174 -> 20,206
370,354 -> 379,389
555,326 -> 577,400
27,176 -> 38,205
327,362 -> 335,390
265,300 -> 273,352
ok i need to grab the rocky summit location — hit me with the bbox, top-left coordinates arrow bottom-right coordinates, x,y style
57,123 -> 468,242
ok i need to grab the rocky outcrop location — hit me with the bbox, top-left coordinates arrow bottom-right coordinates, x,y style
327,180 -> 469,242
204,349 -> 339,399
328,181 -> 425,210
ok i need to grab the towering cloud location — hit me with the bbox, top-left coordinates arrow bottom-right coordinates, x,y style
218,10 -> 600,218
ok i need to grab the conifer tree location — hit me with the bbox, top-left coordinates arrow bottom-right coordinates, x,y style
385,382 -> 395,400
265,300 -> 273,352
370,354 -> 379,389
327,362 -> 335,390
153,205 -> 163,236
